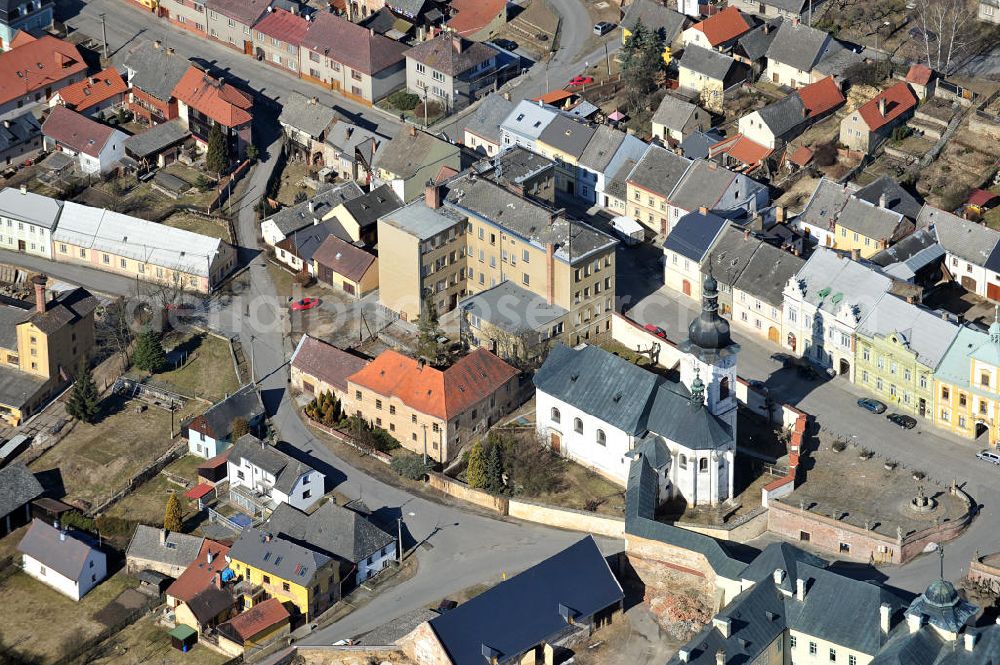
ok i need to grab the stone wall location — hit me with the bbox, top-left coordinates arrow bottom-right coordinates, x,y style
507,499 -> 626,538
296,646 -> 408,665
675,507 -> 769,542
397,620 -> 452,665
610,312 -> 684,369
426,472 -> 509,513
969,556 -> 1000,594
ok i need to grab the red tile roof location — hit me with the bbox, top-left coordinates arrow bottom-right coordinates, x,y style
0,35 -> 88,107
291,335 -> 369,394
788,145 -> 814,167
347,348 -> 518,420
55,67 -> 128,113
312,235 -> 376,283
185,483 -> 215,500
967,188 -> 999,208
533,89 -> 575,105
722,134 -> 772,166
220,598 -> 289,642
906,63 -> 934,86
8,31 -> 36,49
42,106 -> 118,158
166,540 -> 231,603
198,448 -> 232,471
254,7 -> 309,45
300,12 -> 408,76
857,81 -> 918,132
796,76 -> 844,118
691,6 -> 751,47
173,66 -> 253,128
447,0 -> 507,36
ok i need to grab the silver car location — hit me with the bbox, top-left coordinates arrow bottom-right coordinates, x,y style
976,450 -> 1000,465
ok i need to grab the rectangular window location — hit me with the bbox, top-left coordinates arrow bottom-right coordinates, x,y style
790,636 -> 797,649
830,647 -> 837,661
810,642 -> 818,656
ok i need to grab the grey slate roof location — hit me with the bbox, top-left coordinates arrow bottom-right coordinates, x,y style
279,218 -> 347,263
857,295 -> 959,370
700,225 -> 764,286
357,608 -> 440,646
266,181 -> 365,237
836,196 -> 909,242
663,210 -> 730,263
381,196 -> 466,241
373,127 -> 458,179
123,120 -> 190,159
537,114 -> 597,159
796,177 -> 856,233
622,0 -> 687,42
427,536 -> 623,665
0,113 -> 40,154
754,93 -> 806,137
626,144 -> 692,198
578,125 -> 627,173
265,501 -> 394,565
228,435 -> 319,494
190,384 -> 265,440
460,281 -> 567,334
645,382 -> 733,451
0,297 -> 39,350
765,21 -> 833,72
855,175 -> 922,221
0,463 -> 42,519
733,241 -> 804,306
680,43 -> 737,81
740,541 -> 826,591
923,205 -> 1000,267
18,518 -> 100,580
229,527 -> 331,586
792,247 -> 892,319
868,228 -> 943,280
500,100 -> 559,143
474,146 -> 554,186
341,184 -> 403,233
762,0 -> 808,12
872,623 -> 1000,665
669,159 -> 751,214
325,121 -> 381,164
652,95 -> 702,134
279,92 -> 339,140
0,364 -> 46,411
123,40 -> 191,102
126,525 -> 204,570
735,17 -> 783,62
680,129 -> 726,160
463,93 -> 514,145
0,187 -> 62,230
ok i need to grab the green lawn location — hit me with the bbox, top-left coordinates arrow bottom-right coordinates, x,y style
161,211 -> 231,241
148,331 -> 241,402
104,454 -> 205,527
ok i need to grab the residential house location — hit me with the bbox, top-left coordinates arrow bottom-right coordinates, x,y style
398,537 -> 624,665
651,94 -> 709,143
732,241 -> 804,344
575,125 -> 647,207
228,526 -> 339,620
840,81 -> 919,154
681,6 -> 752,52
699,223 -> 766,312
278,91 -> 339,166
764,19 -> 840,88
165,539 -> 229,609
867,227 -> 944,287
312,234 -> 378,297
405,33 -> 504,113
0,0 -> 53,50
251,6 -> 307,75
621,0 -> 687,64
122,40 -> 191,125
345,347 -> 520,463
172,65 -> 254,160
187,384 -> 266,459
666,158 -> 769,230
731,0 -> 820,20
535,274 -> 741,503
460,280 -> 569,363
49,67 -> 128,118
125,525 -> 204,577
662,208 -> 729,297
298,12 -> 408,106
325,184 -> 403,246
205,0 -> 271,51
323,120 -> 383,184
53,202 -> 237,293
792,177 -> 855,248
0,462 -> 42,537
0,35 -> 86,119
935,322 -> 1000,445
498,99 -> 559,151
18,518 -> 106,600
463,92 -> 513,156
446,0 -> 508,39
159,0 -> 208,36
737,75 -> 843,150
41,106 -> 126,174
625,144 -> 692,236
679,127 -> 725,160
0,185 -> 61,258
905,63 -> 936,101
215,598 -> 291,656
373,125 -> 461,203
854,174 -> 923,222
261,181 -> 365,248
275,218 -> 346,274
731,16 -> 781,77
469,145 -> 557,204
122,119 -> 192,172
290,335 -> 369,399
926,205 -> 1000,300
856,295 -> 958,421
265,500 -> 397,587
0,276 -> 97,425
980,0 -> 1000,24
0,111 -> 41,166
833,196 -> 913,258
534,113 -> 597,197
677,44 -> 749,112
226,434 -> 325,512
781,247 -> 892,378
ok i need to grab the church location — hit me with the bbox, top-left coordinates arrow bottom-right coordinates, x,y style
533,271 -> 739,506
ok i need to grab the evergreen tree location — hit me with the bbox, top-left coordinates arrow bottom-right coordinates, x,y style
485,441 -> 505,494
163,492 -> 183,532
65,360 -> 100,424
231,417 -> 250,440
416,298 -> 446,366
205,123 -> 229,178
466,441 -> 487,489
620,19 -> 665,111
133,330 -> 167,373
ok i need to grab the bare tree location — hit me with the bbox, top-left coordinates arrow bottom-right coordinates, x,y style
911,0 -> 976,74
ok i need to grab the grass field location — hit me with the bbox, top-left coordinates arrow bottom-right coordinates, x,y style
87,614 -> 230,665
103,454 -> 205,527
161,211 -> 231,241
533,460 -> 626,516
275,160 -> 315,206
152,331 -> 241,402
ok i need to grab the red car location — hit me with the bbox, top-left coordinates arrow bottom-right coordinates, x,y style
290,297 -> 321,311
644,324 -> 667,338
568,75 -> 594,86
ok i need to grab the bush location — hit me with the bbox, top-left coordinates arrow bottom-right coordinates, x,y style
388,90 -> 420,111
831,439 -> 846,452
414,100 -> 443,119
392,453 -> 432,480
890,125 -> 912,143
344,415 -> 400,454
293,271 -> 315,287
813,142 -> 838,167
59,511 -> 96,533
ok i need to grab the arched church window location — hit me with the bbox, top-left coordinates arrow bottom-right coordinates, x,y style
719,376 -> 730,401
699,457 -> 709,472
551,407 -> 561,424
679,455 -> 688,469
574,418 -> 583,434
596,429 -> 606,446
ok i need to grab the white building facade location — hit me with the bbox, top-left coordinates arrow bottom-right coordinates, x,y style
0,187 -> 62,259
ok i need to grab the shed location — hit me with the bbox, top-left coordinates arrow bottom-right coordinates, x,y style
197,449 -> 231,484
169,624 -> 198,652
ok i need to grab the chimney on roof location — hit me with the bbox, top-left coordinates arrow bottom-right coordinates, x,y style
452,34 -> 463,53
369,27 -> 375,37
707,161 -> 718,171
503,91 -> 511,101
791,16 -> 800,25
166,47 -> 174,55
308,200 -> 315,213
207,550 -> 215,565
744,228 -> 750,240
879,192 -> 888,209
965,632 -> 978,652
19,183 -> 26,194
764,22 -> 770,34
880,603 -> 892,633
345,126 -> 353,138
716,650 -> 726,665
160,528 -> 168,545
796,577 -> 806,600
154,39 -> 162,49
678,649 -> 690,663
878,97 -> 887,116
59,529 -> 66,542
713,617 -> 731,638
773,568 -> 785,585
699,206 -> 709,215
32,274 -> 47,314
426,181 -> 442,209
907,613 -> 922,634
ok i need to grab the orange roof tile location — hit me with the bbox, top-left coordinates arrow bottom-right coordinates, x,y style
172,66 -> 253,129
0,36 -> 87,108
533,89 -> 575,105
788,145 -> 814,167
857,81 -> 917,133
723,134 -> 772,165
906,63 -> 933,86
54,67 -> 128,113
796,76 -> 844,118
220,598 -> 290,642
9,31 -> 35,49
254,7 -> 309,45
447,0 -> 507,36
968,188 -> 999,208
691,6 -> 751,47
347,348 -> 519,420
166,540 -> 230,603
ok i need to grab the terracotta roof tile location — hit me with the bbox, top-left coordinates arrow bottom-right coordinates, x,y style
311,235 -> 376,283
291,335 -> 369,394
691,6 -> 751,47
165,540 -> 230,603
42,106 -> 117,158
533,89 -> 575,105
968,188 -> 999,208
722,134 -> 772,166
254,8 -> 309,45
906,63 -> 933,86
347,348 -> 518,420
857,81 -> 917,132
300,12 -> 408,76
447,0 -> 507,36
789,145 -> 814,167
0,36 -> 87,107
796,76 -> 844,118
220,598 -> 289,642
55,67 -> 128,113
172,66 -> 253,128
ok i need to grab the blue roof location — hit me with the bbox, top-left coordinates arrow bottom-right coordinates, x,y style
428,536 -> 623,665
663,210 -> 729,262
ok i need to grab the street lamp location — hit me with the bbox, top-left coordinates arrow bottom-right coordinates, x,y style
397,511 -> 416,563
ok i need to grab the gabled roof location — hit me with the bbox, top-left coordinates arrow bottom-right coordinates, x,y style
680,128 -> 726,160
279,92 -> 339,139
228,435 -> 320,494
0,112 -> 40,153
205,0 -> 271,25
446,0 -> 507,36
740,541 -> 826,590
765,20 -> 832,72
578,125 -> 629,173
124,120 -> 191,159
536,114 -> 596,158
54,67 -> 128,113
126,525 -> 205,571
663,209 -> 730,263
679,43 -> 737,81
373,126 -> 458,179
405,32 -> 498,76
42,106 -> 118,158
18,519 -> 100,581
188,384 -> 265,440
906,63 -> 934,86
652,94 -> 702,133
27,286 -> 97,335
0,36 -> 87,107
340,184 -> 403,231
459,281 -> 567,334
854,176 -> 922,221
791,246 -> 892,319
688,6 -> 751,47
858,295 -> 959,370
463,93 -> 514,144
716,134 -> 772,166
275,218 -> 346,263
836,196 -> 909,242
266,181 -> 364,239
229,527 -> 332,586
348,348 -> 518,421
924,205 -> 1000,267
218,598 -> 290,644
796,76 -> 844,118
123,40 -> 191,102
700,224 -> 763,285
734,17 -> 782,62
311,234 -> 376,282
172,66 -> 253,128
669,159 -> 754,214
796,177 -> 855,232
753,93 -> 806,137
290,335 -> 369,395
868,228 -> 942,281
265,501 -> 394,564
0,463 -> 43,519
254,7 -> 308,45
856,82 -> 918,133
733,241 -> 804,306
626,144 -> 692,198
0,187 -> 62,230
300,12 -> 408,76
622,0 -> 687,42
166,539 -> 230,603
425,536 -> 623,665
500,99 -> 559,142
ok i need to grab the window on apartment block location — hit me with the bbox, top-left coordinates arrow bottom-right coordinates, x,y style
830,647 -> 837,662
416,62 -> 425,73
102,254 -> 110,264
849,657 -> 857,665
942,386 -> 950,400
981,401 -> 988,415
679,454 -> 687,469
983,372 -> 991,388
355,390 -> 362,400
960,393 -> 967,407
522,273 -> 529,286
375,399 -> 382,410
432,423 -> 440,432
523,249 -> 530,263
809,642 -> 818,656
282,582 -> 290,592
351,69 -> 362,81
790,636 -> 797,649
959,416 -> 967,428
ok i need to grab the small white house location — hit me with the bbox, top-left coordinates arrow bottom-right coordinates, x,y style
226,435 -> 324,512
0,186 -> 62,259
187,384 -> 266,459
18,519 -> 107,601
41,106 -> 125,175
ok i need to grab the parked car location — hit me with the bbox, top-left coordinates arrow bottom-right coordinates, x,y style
886,413 -> 917,429
857,398 -> 888,414
568,75 -> 594,86
593,21 -> 616,35
976,450 -> 1000,465
644,323 -> 667,338
491,38 -> 518,51
290,297 -> 321,311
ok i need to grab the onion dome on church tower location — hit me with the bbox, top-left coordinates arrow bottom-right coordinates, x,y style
679,263 -> 740,362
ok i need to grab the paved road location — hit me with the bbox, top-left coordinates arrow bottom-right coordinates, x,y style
0,248 -> 137,295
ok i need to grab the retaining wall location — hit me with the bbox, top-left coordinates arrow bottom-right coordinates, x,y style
507,498 -> 625,538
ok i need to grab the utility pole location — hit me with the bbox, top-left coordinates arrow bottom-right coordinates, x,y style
397,516 -> 404,562
249,334 -> 256,383
423,89 -> 428,129
100,14 -> 109,61
604,42 -> 611,77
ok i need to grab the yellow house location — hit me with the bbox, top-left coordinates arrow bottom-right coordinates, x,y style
832,197 -> 913,259
934,323 -> 1000,445
325,184 -> 402,246
625,145 -> 692,237
228,528 -> 341,621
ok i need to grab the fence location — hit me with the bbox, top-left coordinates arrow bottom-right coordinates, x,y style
62,594 -> 161,665
306,417 -> 394,465
87,441 -> 188,517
